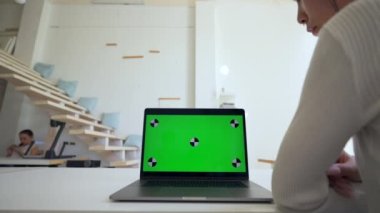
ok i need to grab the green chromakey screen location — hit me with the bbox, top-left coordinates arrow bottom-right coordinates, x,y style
142,114 -> 247,173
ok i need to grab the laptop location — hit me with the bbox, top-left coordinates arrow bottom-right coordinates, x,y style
110,108 -> 273,203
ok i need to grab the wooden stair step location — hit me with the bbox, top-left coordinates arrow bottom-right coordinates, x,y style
89,145 -> 138,151
34,100 -> 99,123
51,114 -> 112,131
0,50 -> 45,78
69,129 -> 124,140
0,50 -> 58,86
16,86 -> 86,112
0,73 -> 71,102
110,160 -> 139,168
0,57 -> 63,94
0,56 -> 56,86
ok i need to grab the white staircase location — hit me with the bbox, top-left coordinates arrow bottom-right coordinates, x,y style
0,50 -> 138,167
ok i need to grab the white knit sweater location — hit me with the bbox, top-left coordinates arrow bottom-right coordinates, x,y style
272,0 -> 380,212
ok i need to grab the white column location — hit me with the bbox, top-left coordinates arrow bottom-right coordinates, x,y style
15,0 -> 52,145
14,0 -> 48,65
195,0 -> 217,108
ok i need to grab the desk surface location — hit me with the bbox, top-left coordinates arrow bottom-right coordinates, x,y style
0,168 -> 277,213
0,157 -> 66,166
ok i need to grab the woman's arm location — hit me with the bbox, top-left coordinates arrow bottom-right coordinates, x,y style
272,30 -> 366,213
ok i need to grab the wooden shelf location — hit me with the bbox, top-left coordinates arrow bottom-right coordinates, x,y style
122,55 -> 144,59
257,159 -> 275,165
110,160 -> 139,168
0,73 -> 71,101
149,50 -> 160,54
89,145 -> 138,151
51,114 -> 112,131
158,97 -> 181,101
16,86 -> 86,112
69,129 -> 124,140
105,43 -> 117,47
34,100 -> 99,123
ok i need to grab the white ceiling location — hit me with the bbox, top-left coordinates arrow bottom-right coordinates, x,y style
49,0 -> 197,6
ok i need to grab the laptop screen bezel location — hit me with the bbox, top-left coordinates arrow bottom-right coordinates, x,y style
140,108 -> 249,180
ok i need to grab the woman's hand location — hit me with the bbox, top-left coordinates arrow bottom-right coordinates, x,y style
6,147 -> 13,157
6,145 -> 18,157
326,151 -> 361,198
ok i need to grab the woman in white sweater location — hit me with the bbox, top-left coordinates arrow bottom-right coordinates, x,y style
272,0 -> 380,212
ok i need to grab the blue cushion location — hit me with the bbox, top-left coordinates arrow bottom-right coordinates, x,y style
77,97 -> 98,113
57,79 -> 78,98
34,62 -> 54,78
101,112 -> 120,129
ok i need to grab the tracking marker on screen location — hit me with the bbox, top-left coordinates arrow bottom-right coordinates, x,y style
190,137 -> 200,147
148,157 -> 157,167
230,119 -> 239,128
150,119 -> 159,128
232,158 -> 241,168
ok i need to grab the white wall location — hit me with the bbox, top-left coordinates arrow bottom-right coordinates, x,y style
37,4 -> 195,138
1,1 -> 195,159
196,0 -> 318,169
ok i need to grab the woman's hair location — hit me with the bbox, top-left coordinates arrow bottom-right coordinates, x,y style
19,129 -> 34,137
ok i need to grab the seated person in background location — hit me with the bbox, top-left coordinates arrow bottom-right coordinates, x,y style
6,129 -> 44,158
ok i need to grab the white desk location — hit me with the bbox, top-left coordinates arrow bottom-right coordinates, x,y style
0,168 -> 277,213
0,158 -> 66,166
